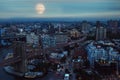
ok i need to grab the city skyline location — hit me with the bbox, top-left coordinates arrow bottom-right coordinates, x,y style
0,0 -> 120,19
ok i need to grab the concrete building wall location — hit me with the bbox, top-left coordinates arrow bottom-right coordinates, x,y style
26,33 -> 39,45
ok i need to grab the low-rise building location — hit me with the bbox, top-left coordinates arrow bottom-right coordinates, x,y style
86,41 -> 120,68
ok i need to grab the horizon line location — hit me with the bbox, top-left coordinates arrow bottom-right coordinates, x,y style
0,17 -> 119,23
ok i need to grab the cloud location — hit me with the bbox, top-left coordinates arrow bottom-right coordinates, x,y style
32,0 -> 120,3
0,0 -> 120,18
2,0 -> 119,3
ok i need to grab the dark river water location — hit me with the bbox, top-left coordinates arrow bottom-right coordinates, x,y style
0,48 -> 14,80
0,48 -> 35,80
0,48 -> 58,80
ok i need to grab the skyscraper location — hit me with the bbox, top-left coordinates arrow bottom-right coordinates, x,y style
81,21 -> 91,34
96,21 -> 107,41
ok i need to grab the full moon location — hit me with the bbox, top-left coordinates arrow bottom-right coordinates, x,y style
36,3 -> 45,14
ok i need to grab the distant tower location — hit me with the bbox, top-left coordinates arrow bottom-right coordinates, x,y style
58,26 -> 61,33
81,21 -> 91,34
48,23 -> 55,34
96,21 -> 106,41
109,20 -> 119,34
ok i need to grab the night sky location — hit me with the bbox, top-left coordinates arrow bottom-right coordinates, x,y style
0,0 -> 120,19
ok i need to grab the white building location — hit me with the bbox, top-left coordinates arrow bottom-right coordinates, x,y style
86,41 -> 120,68
41,34 -> 68,48
108,47 -> 119,61
41,34 -> 56,48
26,33 -> 39,45
86,42 -> 114,67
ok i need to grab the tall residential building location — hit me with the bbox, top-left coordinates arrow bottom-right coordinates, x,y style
108,20 -> 119,34
58,26 -> 61,33
81,21 -> 91,34
0,28 -> 7,46
96,21 -> 106,40
0,28 -> 5,36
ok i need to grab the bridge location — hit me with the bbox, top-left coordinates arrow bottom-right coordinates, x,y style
0,37 -> 87,73
0,35 -> 26,46
0,35 -> 26,40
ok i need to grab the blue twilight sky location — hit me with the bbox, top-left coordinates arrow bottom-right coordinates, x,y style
0,0 -> 120,19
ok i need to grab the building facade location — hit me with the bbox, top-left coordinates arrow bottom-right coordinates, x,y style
95,21 -> 106,41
